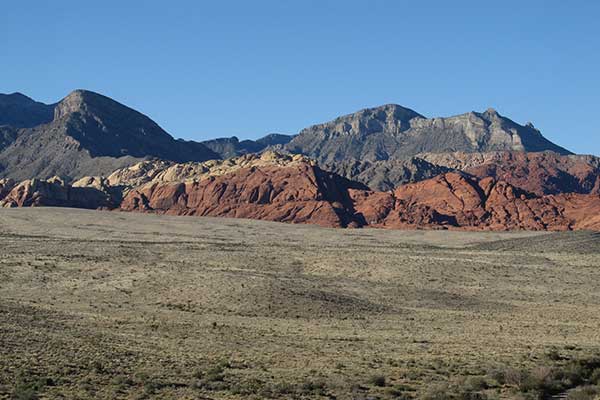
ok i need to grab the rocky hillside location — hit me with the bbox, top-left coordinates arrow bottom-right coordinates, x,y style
419,151 -> 600,196
285,104 -> 571,164
0,92 -> 54,128
202,133 -> 294,159
351,172 -> 600,231
0,90 -> 218,181
2,152 -> 599,231
323,157 -> 452,191
1,88 -> 598,231
336,151 -> 600,193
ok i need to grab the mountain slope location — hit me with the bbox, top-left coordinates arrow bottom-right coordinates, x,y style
0,90 -> 218,181
419,151 -> 600,196
285,104 -> 571,164
323,157 -> 453,191
5,156 -> 599,231
202,133 -> 294,159
0,92 -> 54,128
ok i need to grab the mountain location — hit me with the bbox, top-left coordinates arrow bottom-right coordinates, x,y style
0,89 -> 593,209
4,153 -> 600,231
351,172 -> 600,230
202,133 -> 294,159
108,165 -> 600,231
0,92 -> 54,128
284,104 -> 572,164
0,126 -> 18,151
419,151 -> 600,196
326,151 -> 600,193
323,157 -> 452,191
0,90 -> 218,181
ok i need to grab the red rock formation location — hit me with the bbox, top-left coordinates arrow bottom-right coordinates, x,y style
120,163 -> 365,228
351,172 -> 600,231
3,158 -> 600,231
120,163 -> 600,231
420,151 -> 600,196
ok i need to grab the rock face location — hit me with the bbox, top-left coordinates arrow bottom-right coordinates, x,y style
118,162 -> 600,231
0,90 -> 219,181
1,154 -> 599,231
120,162 -> 367,228
419,151 -> 600,196
202,133 -> 294,159
0,176 -> 116,209
105,151 -> 314,189
0,92 -> 54,128
351,172 -> 600,231
323,157 -> 453,191
326,151 -> 600,193
285,105 -> 571,164
0,178 -> 15,199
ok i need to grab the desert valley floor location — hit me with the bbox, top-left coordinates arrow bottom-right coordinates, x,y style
1,209 -> 600,399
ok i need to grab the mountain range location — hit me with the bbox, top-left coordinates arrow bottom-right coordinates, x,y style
1,89 -> 598,231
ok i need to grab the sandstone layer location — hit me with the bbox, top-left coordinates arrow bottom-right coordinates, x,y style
2,153 -> 599,231
117,163 -> 600,231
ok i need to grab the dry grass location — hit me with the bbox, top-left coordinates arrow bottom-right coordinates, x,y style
1,208 -> 599,399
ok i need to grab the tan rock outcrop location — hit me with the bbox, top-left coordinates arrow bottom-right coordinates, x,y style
0,176 -> 116,209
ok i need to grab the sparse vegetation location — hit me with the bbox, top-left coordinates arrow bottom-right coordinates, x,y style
1,209 -> 600,399
369,374 -> 387,387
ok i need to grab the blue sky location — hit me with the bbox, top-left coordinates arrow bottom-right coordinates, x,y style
2,1 -> 599,154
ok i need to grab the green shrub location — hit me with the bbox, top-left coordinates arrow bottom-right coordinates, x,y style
369,374 -> 386,387
546,348 -> 562,361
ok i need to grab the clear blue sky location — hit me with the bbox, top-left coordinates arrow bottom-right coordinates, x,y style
2,1 -> 599,154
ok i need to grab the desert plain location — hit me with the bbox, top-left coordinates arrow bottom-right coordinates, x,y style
1,208 -> 599,400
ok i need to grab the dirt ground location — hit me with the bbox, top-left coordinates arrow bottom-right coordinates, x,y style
1,208 -> 599,399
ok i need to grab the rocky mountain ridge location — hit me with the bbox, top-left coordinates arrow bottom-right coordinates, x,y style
2,152 -> 599,231
0,90 -> 218,181
284,104 -> 571,164
0,92 -> 54,128
0,90 -> 576,186
1,88 -> 598,231
201,133 -> 294,159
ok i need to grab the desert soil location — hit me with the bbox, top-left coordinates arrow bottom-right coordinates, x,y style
1,208 -> 599,399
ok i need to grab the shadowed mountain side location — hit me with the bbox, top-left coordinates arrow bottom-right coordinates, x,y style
323,157 -> 453,191
0,92 -> 54,128
201,133 -> 294,159
0,90 -> 218,181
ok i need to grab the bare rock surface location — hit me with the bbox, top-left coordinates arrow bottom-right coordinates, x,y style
285,105 -> 571,165
118,163 -> 600,231
120,161 -> 365,228
419,151 -> 600,195
0,176 -> 116,209
0,90 -> 218,181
